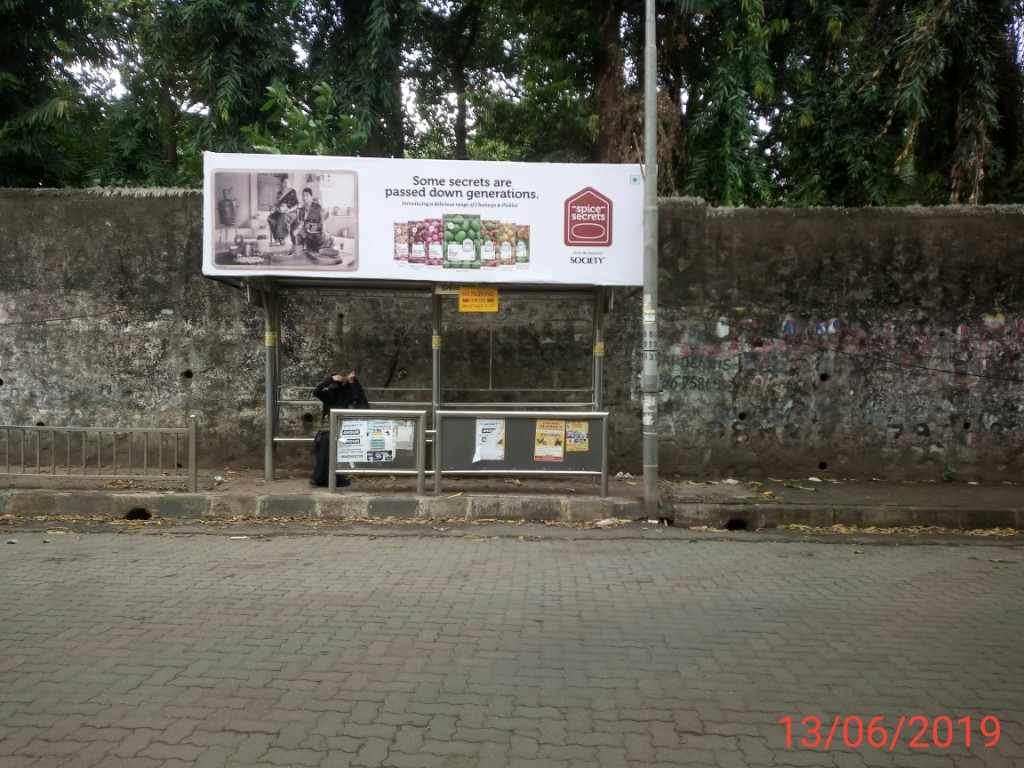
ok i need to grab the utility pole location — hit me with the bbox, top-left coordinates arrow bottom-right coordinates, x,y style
642,0 -> 660,520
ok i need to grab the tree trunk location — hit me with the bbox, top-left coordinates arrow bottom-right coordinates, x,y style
593,0 -> 624,163
158,76 -> 178,172
452,3 -> 483,161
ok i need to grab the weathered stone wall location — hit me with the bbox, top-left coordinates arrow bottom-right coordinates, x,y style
2,189 -> 1023,480
650,199 -> 1024,480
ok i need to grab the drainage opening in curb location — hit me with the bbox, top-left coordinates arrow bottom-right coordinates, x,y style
725,518 -> 748,531
124,508 -> 152,521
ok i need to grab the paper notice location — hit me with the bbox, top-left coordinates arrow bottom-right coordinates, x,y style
565,421 -> 589,452
534,420 -> 565,462
473,419 -> 505,462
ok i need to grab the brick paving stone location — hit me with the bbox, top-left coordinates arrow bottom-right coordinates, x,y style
1,532 -> 1022,767
381,751 -> 450,768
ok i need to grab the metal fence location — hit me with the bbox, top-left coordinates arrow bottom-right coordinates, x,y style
434,410 -> 609,496
328,409 -> 428,494
0,416 -> 198,492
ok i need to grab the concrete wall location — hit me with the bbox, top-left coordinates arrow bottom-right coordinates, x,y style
2,189 -> 1023,480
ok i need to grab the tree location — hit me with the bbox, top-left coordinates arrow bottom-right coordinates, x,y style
2,0 -> 1022,203
302,0 -> 413,158
405,0 -> 489,160
100,0 -> 303,186
763,1 -> 1024,206
0,0 -> 114,187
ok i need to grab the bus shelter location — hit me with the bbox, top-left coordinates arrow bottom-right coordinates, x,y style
202,152 -> 642,493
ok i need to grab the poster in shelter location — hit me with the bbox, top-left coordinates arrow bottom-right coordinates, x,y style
534,420 -> 565,463
473,419 -> 505,462
337,419 -> 397,463
203,152 -> 642,286
565,421 -> 589,452
396,421 -> 415,451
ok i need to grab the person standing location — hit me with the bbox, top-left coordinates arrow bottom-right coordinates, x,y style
310,371 -> 369,487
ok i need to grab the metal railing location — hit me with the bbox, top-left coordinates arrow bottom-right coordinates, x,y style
434,410 -> 609,496
0,416 -> 198,492
328,409 -> 428,494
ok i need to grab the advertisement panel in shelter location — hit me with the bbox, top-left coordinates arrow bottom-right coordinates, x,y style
203,152 -> 642,286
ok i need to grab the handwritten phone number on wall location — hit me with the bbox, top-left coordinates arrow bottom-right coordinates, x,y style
664,375 -> 727,392
780,715 -> 1002,751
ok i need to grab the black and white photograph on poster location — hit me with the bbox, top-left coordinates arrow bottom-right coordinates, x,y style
211,168 -> 358,271
366,451 -> 395,463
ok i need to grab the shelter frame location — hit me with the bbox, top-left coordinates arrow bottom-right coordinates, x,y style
209,275 -> 611,484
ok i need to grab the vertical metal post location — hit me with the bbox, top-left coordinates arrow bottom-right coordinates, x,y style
600,413 -> 609,498
328,410 -> 337,492
261,283 -> 278,481
433,412 -> 444,495
642,0 -> 661,519
416,411 -> 426,496
431,289 -> 442,484
593,287 -> 606,410
188,414 -> 198,493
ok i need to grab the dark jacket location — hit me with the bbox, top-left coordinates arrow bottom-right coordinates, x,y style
313,376 -> 368,421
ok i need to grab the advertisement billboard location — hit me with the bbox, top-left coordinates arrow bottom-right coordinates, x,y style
203,152 -> 643,286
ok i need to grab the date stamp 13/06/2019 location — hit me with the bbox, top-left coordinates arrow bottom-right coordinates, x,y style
780,715 -> 1003,751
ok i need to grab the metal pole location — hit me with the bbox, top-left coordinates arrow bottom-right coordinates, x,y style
432,289 -> 442,485
262,283 -> 278,482
187,414 -> 197,493
433,412 -> 443,495
416,411 -> 426,496
642,0 -> 660,519
328,410 -> 337,492
593,287 -> 605,410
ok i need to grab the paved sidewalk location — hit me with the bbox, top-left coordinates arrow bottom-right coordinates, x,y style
2,469 -> 1022,531
1,528 -> 1022,767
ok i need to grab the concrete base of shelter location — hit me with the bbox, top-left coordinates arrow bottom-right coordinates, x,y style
2,474 -> 1022,530
2,490 -> 1023,530
0,489 -> 643,524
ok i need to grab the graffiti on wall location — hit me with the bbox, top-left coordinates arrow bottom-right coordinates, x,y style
657,310 -> 1024,466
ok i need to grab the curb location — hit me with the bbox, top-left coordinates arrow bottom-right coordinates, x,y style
0,490 -> 642,524
669,502 -> 1024,530
2,490 -> 1020,530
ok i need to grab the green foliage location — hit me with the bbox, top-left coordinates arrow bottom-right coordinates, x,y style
302,0 -> 414,157
88,0 -> 305,186
0,0 -> 114,187
1,0 -> 1022,204
241,82 -> 367,156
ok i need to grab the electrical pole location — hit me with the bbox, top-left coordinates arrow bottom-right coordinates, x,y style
642,0 -> 660,520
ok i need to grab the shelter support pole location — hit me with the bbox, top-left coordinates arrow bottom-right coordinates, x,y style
431,289 -> 442,477
260,282 -> 280,482
642,0 -> 660,519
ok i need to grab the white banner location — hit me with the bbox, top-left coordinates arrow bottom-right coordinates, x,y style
203,152 -> 643,286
